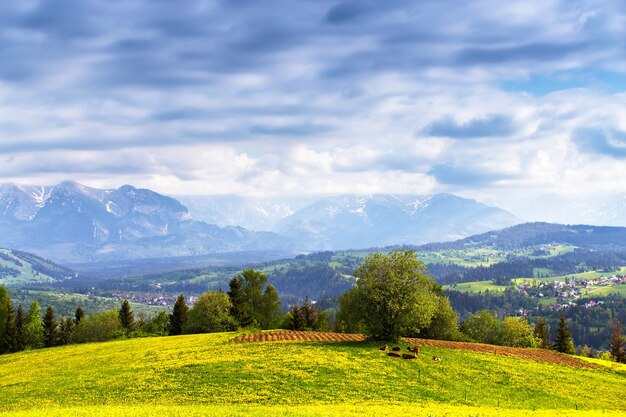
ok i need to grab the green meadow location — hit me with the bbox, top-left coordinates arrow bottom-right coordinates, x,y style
0,332 -> 625,416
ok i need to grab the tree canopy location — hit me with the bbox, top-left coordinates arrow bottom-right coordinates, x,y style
337,250 -> 440,341
184,291 -> 236,334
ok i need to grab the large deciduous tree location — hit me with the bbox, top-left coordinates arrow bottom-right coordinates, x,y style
501,317 -> 536,348
72,309 -> 122,344
258,285 -> 282,330
460,310 -> 503,344
228,269 -> 282,329
338,250 -> 439,341
420,296 -> 459,341
184,291 -> 236,334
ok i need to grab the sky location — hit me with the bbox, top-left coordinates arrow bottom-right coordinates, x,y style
1,0 -> 626,220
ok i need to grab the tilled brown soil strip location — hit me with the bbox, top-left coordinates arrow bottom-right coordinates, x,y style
230,331 -> 595,369
230,330 -> 367,344
403,337 -> 596,369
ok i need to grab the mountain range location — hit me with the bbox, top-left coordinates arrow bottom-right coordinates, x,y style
0,182 -> 521,263
0,182 -> 292,263
272,194 -> 520,250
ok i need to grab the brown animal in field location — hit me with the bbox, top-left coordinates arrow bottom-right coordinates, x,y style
391,346 -> 401,351
379,344 -> 388,351
387,352 -> 401,358
402,352 -> 417,360
432,356 -> 441,361
407,345 -> 419,354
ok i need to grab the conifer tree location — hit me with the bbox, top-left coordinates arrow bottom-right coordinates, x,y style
610,321 -> 625,363
228,277 -> 253,327
301,297 -> 318,330
288,304 -> 306,330
24,301 -> 44,349
2,301 -> 17,353
15,304 -> 25,351
534,316 -> 550,349
43,305 -> 58,348
118,300 -> 135,333
0,286 -> 9,349
75,305 -> 85,325
58,316 -> 75,345
554,312 -> 575,354
169,294 -> 188,336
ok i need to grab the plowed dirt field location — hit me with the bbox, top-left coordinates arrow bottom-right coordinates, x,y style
231,331 -> 595,369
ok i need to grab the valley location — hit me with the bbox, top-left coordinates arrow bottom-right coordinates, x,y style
4,221 -> 626,350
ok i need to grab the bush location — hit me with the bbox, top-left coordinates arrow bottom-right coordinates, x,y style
72,309 -> 122,344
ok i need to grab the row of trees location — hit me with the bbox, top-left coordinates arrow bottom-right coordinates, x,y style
0,285 -> 88,353
456,310 -> 576,353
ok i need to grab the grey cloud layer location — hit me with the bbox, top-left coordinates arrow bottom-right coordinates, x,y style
0,0 -> 625,198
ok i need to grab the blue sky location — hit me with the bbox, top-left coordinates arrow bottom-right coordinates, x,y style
0,0 -> 625,218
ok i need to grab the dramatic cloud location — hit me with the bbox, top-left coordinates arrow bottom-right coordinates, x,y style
0,0 -> 625,222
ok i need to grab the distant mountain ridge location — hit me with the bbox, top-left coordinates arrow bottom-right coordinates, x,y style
175,195 -> 304,231
273,193 -> 521,250
0,182 -> 294,263
417,222 -> 626,251
0,182 -> 523,264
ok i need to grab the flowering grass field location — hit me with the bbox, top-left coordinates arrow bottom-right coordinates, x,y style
0,332 -> 625,416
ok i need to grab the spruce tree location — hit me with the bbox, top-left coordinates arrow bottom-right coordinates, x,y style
15,304 -> 25,351
169,294 -> 188,336
118,300 -> 135,333
289,304 -> 306,330
2,301 -> 17,353
228,277 -> 253,328
43,305 -> 58,348
554,312 -> 575,354
610,321 -> 625,363
534,316 -> 550,349
301,297 -> 318,330
24,301 -> 44,349
58,316 -> 75,345
75,305 -> 85,325
0,286 -> 10,349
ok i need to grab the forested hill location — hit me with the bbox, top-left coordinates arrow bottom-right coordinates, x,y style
416,222 -> 626,251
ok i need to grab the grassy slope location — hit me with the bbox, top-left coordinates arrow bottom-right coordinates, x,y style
0,249 -> 62,285
443,280 -> 507,293
0,333 -> 625,416
447,267 -> 626,296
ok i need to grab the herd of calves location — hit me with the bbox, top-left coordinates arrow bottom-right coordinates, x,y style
379,344 -> 441,361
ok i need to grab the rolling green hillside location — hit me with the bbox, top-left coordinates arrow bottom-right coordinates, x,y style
0,248 -> 75,286
0,333 -> 625,416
